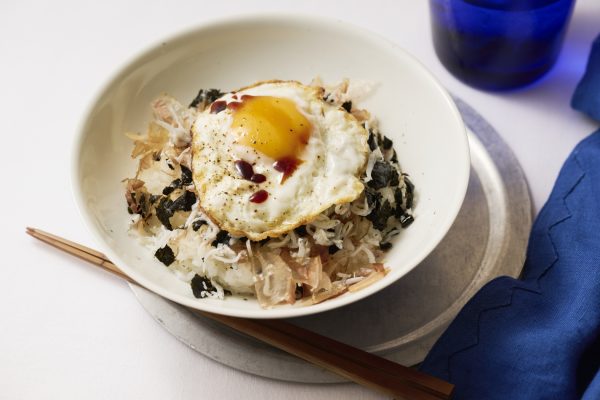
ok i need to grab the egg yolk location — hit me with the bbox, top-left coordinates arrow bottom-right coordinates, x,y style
231,96 -> 311,160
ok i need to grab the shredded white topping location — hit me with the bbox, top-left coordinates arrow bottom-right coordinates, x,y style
352,244 -> 376,264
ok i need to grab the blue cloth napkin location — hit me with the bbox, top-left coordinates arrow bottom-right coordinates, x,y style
420,35 -> 600,400
572,35 -> 600,121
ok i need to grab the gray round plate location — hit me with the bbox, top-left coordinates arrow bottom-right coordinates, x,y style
131,97 -> 532,383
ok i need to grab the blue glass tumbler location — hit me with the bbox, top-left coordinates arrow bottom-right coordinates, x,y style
429,0 -> 575,90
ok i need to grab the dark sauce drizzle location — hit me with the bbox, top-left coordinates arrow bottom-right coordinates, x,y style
273,157 -> 302,183
234,160 -> 254,180
250,173 -> 266,183
210,94 -> 255,114
210,101 -> 227,114
250,190 -> 269,203
234,159 -> 268,203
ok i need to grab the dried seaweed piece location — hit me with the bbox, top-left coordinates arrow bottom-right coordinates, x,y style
394,187 -> 404,218
399,213 -> 414,228
190,274 -> 217,298
206,89 -> 224,103
156,197 -> 174,230
404,175 -> 414,191
138,193 -> 148,218
341,101 -> 352,113
404,182 -> 414,200
295,284 -> 304,300
192,219 -> 207,231
382,136 -> 393,150
365,186 -> 382,210
189,90 -> 206,109
162,178 -> 182,195
156,191 -> 197,230
328,244 -> 340,254
294,225 -> 307,236
367,130 -> 378,151
211,230 -> 230,247
390,150 -> 398,163
180,165 -> 193,186
368,161 -> 399,190
189,89 -> 224,109
404,176 -> 414,209
367,200 -> 394,231
149,194 -> 161,204
155,245 -> 175,266
379,242 -> 393,251
170,191 -> 196,212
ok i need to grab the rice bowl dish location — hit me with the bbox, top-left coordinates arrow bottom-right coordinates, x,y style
123,79 -> 416,308
73,15 -> 471,319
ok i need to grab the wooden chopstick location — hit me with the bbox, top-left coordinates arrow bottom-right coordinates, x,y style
27,227 -> 454,400
26,227 -> 134,283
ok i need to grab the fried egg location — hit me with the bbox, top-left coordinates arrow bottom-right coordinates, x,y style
191,80 -> 369,240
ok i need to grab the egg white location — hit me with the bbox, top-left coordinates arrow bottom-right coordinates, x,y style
191,80 -> 369,240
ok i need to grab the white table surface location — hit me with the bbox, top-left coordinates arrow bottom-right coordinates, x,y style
2,1 -> 599,399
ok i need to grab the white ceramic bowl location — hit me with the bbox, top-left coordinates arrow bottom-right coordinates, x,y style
73,15 -> 470,319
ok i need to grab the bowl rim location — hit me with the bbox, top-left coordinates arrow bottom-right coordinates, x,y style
71,13 -> 470,319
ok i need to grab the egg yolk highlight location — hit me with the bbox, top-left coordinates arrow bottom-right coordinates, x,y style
231,96 -> 311,160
